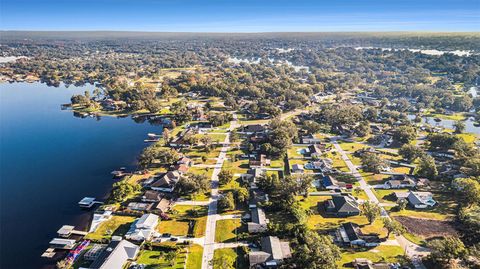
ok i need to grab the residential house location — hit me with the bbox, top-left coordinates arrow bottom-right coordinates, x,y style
321,175 -> 351,190
249,155 -> 271,169
150,171 -> 181,192
242,168 -> 265,189
406,191 -> 436,208
301,134 -> 322,144
125,213 -> 159,241
291,164 -> 304,173
308,144 -> 323,157
173,163 -> 189,174
324,195 -> 360,217
142,190 -> 162,203
305,159 -> 333,172
243,124 -> 266,134
249,236 -> 291,268
383,174 -> 416,189
88,239 -> 139,269
177,157 -> 193,167
352,258 -> 391,269
127,202 -> 152,212
335,222 -> 381,247
248,207 -> 268,233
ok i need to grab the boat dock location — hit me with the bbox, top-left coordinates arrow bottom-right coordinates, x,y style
78,197 -> 103,208
57,225 -> 88,237
41,248 -> 56,258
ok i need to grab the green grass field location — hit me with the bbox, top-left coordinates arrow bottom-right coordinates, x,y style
85,216 -> 135,241
215,219 -> 243,243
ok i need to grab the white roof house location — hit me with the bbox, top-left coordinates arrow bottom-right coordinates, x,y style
125,213 -> 159,241
89,239 -> 139,269
136,213 -> 159,229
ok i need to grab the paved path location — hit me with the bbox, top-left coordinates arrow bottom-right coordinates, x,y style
217,214 -> 241,220
201,113 -> 238,269
214,242 -> 249,250
175,200 -> 211,206
331,137 -> 430,265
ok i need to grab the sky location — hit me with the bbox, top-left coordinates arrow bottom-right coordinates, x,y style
0,0 -> 479,32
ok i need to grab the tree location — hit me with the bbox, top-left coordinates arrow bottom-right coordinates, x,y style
234,187 -> 249,204
176,173 -> 209,195
290,231 -> 341,269
218,170 -> 234,186
218,192 -> 235,211
230,129 -> 239,142
415,155 -> 438,179
362,201 -> 381,224
454,120 -> 466,134
382,218 -> 405,238
111,181 -> 139,202
164,250 -> 178,266
361,152 -> 387,173
397,199 -> 408,211
138,146 -> 157,169
355,121 -> 371,137
211,252 -> 235,269
200,135 -> 213,152
393,125 -> 416,144
454,177 -> 480,206
428,237 -> 467,265
398,144 -> 424,162
162,128 -> 171,144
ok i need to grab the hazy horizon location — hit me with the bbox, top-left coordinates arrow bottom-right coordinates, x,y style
1,0 -> 479,32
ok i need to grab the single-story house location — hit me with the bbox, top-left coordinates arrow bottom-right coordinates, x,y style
335,222 -> 380,247
150,171 -> 181,192
321,175 -> 350,190
305,159 -> 333,172
249,236 -> 291,268
177,157 -> 193,167
248,207 -> 268,233
173,163 -> 189,174
243,124 -> 266,134
406,191 -> 436,208
324,195 -> 360,217
308,144 -> 323,157
142,190 -> 162,203
88,239 -> 139,269
127,202 -> 153,212
383,174 -> 416,189
291,164 -> 304,173
302,134 -> 322,144
249,155 -> 271,169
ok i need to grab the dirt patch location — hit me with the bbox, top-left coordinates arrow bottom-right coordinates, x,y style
394,216 -> 458,238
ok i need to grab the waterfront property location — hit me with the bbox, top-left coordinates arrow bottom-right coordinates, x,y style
88,238 -> 140,269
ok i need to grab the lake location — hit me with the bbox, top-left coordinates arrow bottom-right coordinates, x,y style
0,82 -> 161,269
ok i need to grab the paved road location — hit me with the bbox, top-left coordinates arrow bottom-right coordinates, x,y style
201,113 -> 238,269
331,137 -> 429,267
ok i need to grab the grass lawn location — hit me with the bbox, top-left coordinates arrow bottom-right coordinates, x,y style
213,248 -> 248,269
137,248 -> 188,269
186,244 -> 203,269
287,146 -> 307,159
457,133 -> 477,144
222,157 -> 249,176
297,196 -> 369,231
158,205 -> 208,237
85,216 -> 135,241
339,142 -> 367,152
360,172 -> 389,185
270,158 -> 284,169
373,189 -> 408,203
337,245 -> 406,268
347,154 -> 362,166
324,151 -> 350,172
215,219 -> 243,243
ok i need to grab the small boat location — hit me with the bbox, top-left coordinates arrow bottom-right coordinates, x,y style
144,139 -> 160,143
148,133 -> 161,138
434,117 -> 441,122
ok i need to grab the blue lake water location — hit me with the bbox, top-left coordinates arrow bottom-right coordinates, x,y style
0,82 -> 161,269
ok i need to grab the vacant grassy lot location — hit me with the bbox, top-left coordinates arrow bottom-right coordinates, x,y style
85,215 -> 135,241
324,151 -> 350,172
337,245 -> 406,268
213,247 -> 248,269
137,248 -> 187,269
215,219 -> 243,243
186,244 -> 203,269
158,205 -> 208,237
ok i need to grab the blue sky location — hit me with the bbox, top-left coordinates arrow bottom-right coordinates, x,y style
1,0 -> 479,32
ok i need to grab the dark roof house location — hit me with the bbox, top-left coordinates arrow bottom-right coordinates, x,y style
323,195 -> 360,217
249,236 -> 291,268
